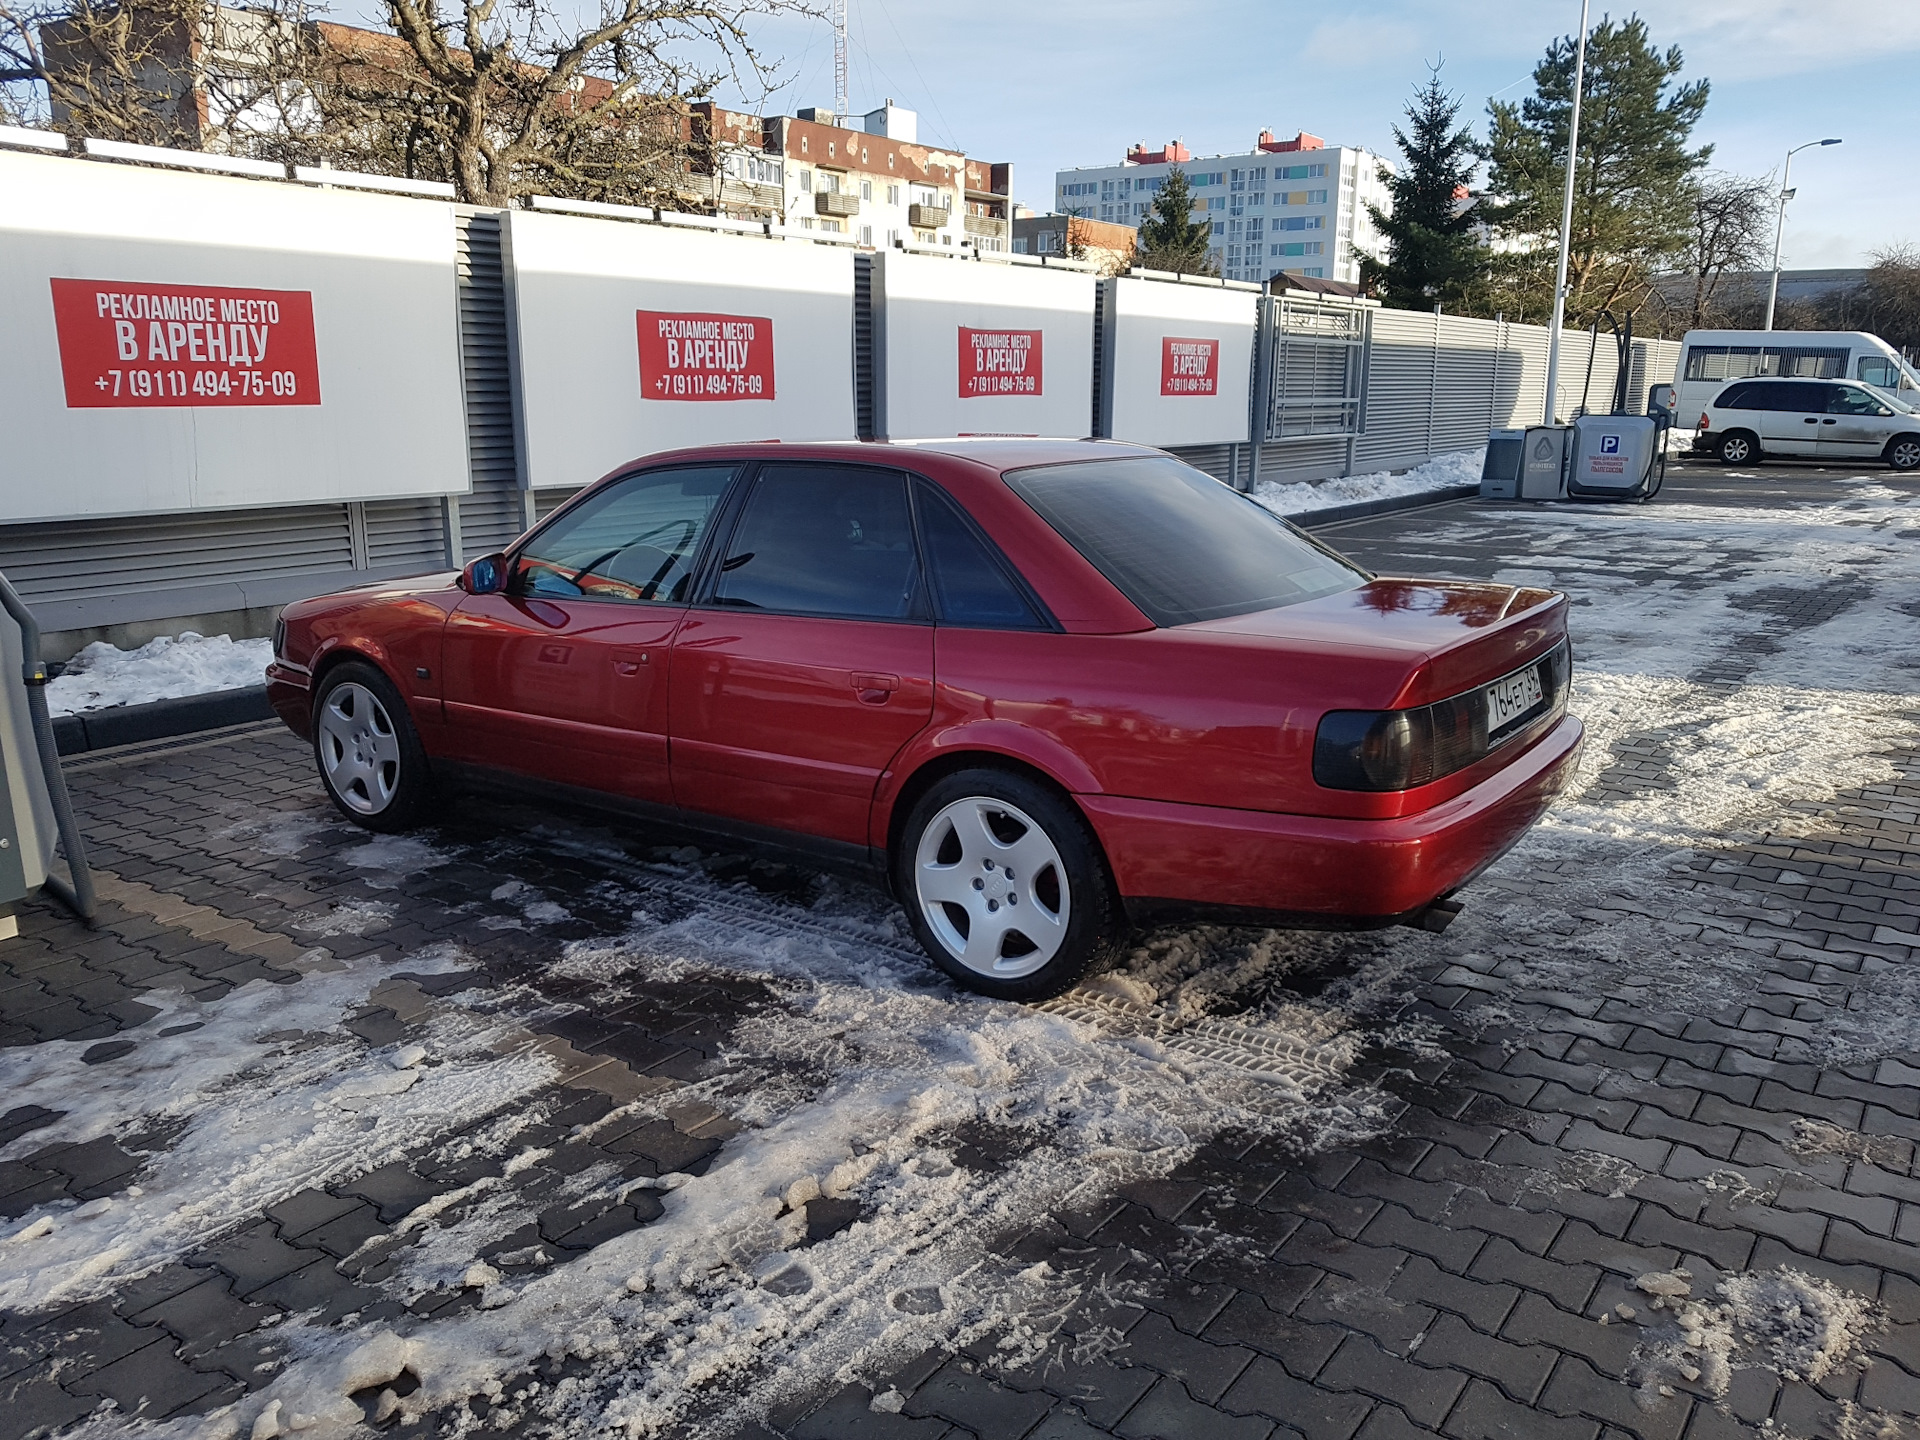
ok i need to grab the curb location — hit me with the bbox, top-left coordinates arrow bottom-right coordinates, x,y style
53,686 -> 275,756
1294,483 -> 1480,530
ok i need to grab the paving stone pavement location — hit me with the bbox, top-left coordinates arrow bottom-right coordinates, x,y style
3,460 -> 1920,1439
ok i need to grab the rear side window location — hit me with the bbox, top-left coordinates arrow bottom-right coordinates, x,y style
914,482 -> 1046,629
1765,382 -> 1828,412
712,464 -> 922,621
1003,455 -> 1366,627
1715,383 -> 1757,409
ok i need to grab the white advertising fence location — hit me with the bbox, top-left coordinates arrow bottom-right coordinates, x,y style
870,250 -> 1095,441
0,140 -> 1685,648
0,147 -> 468,523
1097,277 -> 1257,448
505,210 -> 856,488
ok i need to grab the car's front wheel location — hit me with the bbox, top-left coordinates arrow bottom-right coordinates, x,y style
895,768 -> 1127,1001
1887,435 -> 1920,471
313,660 -> 436,832
1717,431 -> 1759,466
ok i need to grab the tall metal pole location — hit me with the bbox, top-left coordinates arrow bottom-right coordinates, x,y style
1764,140 -> 1841,332
833,0 -> 849,122
1763,149 -> 1795,333
1541,0 -> 1591,425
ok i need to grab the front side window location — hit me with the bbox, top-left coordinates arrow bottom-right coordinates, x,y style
712,465 -> 921,621
1004,456 -> 1366,627
1829,385 -> 1890,416
515,465 -> 734,604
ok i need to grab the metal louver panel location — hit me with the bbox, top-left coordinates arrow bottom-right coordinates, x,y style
853,254 -> 875,441
0,505 -> 354,611
454,208 -> 529,556
363,497 -> 450,571
1166,444 -> 1232,483
535,489 -> 583,521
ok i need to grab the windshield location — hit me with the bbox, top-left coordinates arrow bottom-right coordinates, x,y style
1002,455 -> 1367,627
1862,382 -> 1917,413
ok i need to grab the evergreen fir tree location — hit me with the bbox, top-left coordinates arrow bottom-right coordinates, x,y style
1365,64 -> 1487,309
1135,167 -> 1216,275
1483,16 -> 1710,322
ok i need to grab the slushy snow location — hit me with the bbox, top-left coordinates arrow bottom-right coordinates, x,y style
46,630 -> 270,714
17,472 -> 1920,1437
1253,446 -> 1483,517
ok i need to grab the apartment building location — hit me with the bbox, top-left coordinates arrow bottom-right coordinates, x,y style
1054,130 -> 1390,286
694,100 -> 1012,252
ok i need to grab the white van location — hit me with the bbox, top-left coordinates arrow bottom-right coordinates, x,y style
1669,330 -> 1920,433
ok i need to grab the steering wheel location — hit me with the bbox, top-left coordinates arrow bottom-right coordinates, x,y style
567,518 -> 700,594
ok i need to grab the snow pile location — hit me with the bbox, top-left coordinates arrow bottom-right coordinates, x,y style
1628,1266 -> 1881,1405
46,630 -> 271,714
1252,446 -> 1483,517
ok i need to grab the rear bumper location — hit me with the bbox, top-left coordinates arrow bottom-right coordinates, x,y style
266,663 -> 312,742
1082,713 -> 1583,927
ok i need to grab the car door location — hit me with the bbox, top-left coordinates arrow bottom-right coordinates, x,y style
669,462 -> 934,850
1819,383 -> 1898,461
1757,382 -> 1827,456
440,463 -> 738,805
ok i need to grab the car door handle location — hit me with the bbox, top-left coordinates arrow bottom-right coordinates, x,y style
613,649 -> 650,676
1804,417 -> 1820,424
851,672 -> 899,703
1821,418 -> 1837,425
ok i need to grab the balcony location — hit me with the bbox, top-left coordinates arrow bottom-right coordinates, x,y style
908,202 -> 950,230
963,213 -> 1007,241
814,190 -> 859,218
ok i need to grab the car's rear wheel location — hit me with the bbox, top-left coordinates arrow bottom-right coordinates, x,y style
1887,435 -> 1920,471
895,768 -> 1127,1001
313,660 -> 436,832
1717,431 -> 1759,466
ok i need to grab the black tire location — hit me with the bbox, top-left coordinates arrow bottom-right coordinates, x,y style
1887,435 -> 1920,472
311,660 -> 437,832
1716,431 -> 1759,466
893,767 -> 1128,1001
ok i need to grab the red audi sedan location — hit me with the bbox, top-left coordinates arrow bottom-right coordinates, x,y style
268,440 -> 1581,999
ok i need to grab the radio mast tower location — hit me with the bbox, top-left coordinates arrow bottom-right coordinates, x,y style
833,0 -> 849,122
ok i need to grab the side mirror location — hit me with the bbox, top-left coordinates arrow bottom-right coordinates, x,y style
460,553 -> 508,595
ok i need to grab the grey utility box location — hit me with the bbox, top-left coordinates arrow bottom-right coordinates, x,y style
1480,430 -> 1525,498
1568,414 -> 1661,500
1520,425 -> 1571,500
0,603 -> 59,937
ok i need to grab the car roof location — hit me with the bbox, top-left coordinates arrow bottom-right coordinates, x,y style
604,437 -> 1166,476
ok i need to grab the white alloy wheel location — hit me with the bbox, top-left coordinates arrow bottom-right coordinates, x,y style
1890,438 -> 1920,471
1720,433 -> 1753,464
317,681 -> 402,815
913,796 -> 1070,980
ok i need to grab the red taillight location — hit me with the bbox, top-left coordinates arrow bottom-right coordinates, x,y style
1699,412 -> 1711,430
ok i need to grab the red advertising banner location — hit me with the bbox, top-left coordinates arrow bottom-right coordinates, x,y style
958,326 -> 1043,398
1160,336 -> 1221,397
637,310 -> 775,401
51,278 -> 320,408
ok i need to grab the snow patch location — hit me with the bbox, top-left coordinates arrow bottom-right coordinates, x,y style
1252,446 -> 1483,518
46,631 -> 271,715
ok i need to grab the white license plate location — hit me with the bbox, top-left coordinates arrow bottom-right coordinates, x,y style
1486,664 -> 1544,734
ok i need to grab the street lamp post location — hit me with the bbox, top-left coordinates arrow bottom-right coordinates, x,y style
1542,0 -> 1592,425
1764,138 -> 1842,331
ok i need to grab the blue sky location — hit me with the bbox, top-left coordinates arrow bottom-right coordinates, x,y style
719,0 -> 1918,269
